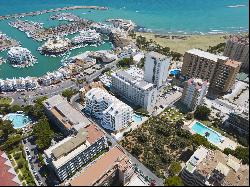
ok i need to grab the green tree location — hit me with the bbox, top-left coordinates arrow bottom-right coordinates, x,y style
62,89 -> 77,101
169,162 -> 182,176
0,120 -> 15,141
33,118 -> 54,150
165,176 -> 184,186
194,106 -> 211,120
131,145 -> 142,157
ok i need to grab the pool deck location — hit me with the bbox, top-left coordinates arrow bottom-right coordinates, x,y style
111,115 -> 148,141
186,120 -> 237,151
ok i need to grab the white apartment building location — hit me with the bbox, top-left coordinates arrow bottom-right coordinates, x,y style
144,51 -> 170,88
111,67 -> 158,113
85,88 -> 133,131
181,78 -> 209,111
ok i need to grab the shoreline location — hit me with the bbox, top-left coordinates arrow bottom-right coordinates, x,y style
134,31 -> 248,54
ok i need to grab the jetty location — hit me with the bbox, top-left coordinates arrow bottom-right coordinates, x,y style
0,6 -> 108,20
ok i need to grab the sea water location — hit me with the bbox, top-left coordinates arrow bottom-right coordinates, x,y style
0,0 -> 248,79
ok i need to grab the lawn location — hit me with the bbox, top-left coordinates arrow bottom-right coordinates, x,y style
135,32 -> 229,54
0,97 -> 12,105
8,144 -> 36,186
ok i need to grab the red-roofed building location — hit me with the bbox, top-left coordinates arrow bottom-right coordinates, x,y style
0,151 -> 21,186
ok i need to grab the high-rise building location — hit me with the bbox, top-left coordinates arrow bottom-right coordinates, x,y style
85,88 -> 133,131
181,78 -> 209,111
181,146 -> 249,186
181,49 -> 241,94
44,124 -> 108,182
144,51 -> 170,88
223,35 -> 249,72
225,107 -> 249,137
111,67 -> 158,113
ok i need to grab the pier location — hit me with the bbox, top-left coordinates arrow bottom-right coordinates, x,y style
0,6 -> 108,20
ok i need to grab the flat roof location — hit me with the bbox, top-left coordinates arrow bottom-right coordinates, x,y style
186,49 -> 228,62
44,95 -> 91,130
69,146 -> 130,186
147,51 -> 167,60
52,128 -> 88,160
224,59 -> 242,68
45,124 -> 105,169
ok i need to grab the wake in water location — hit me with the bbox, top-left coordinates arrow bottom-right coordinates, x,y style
226,4 -> 247,8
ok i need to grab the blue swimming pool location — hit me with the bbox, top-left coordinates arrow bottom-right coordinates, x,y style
169,69 -> 181,76
3,113 -> 31,129
133,114 -> 143,123
191,121 -> 222,145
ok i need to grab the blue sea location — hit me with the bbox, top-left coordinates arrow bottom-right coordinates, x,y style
0,0 -> 249,33
0,0 -> 249,79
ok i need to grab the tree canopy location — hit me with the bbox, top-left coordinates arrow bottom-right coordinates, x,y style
33,118 -> 54,150
165,176 -> 184,186
194,105 -> 211,120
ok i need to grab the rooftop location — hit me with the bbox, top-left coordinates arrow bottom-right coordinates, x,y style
224,59 -> 242,68
44,124 -> 105,169
147,51 -> 167,61
43,95 -> 91,131
0,151 -> 21,186
68,146 -> 133,186
184,146 -> 249,186
113,67 -> 154,90
186,48 -> 228,62
52,128 -> 88,160
187,78 -> 209,90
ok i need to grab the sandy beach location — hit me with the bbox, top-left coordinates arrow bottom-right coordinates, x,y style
135,32 -> 230,54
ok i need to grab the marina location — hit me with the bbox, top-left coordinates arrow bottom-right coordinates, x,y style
0,31 -> 20,52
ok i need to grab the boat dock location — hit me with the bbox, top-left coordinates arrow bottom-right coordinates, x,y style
0,6 -> 108,20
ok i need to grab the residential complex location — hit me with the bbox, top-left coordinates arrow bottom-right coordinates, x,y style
224,108 -> 249,137
181,78 -> 209,111
223,35 -> 249,72
144,51 -> 170,88
111,66 -> 158,113
181,146 -> 249,186
67,146 -> 135,186
85,88 -> 133,131
44,124 -> 108,182
181,49 -> 241,94
0,151 -> 21,186
43,95 -> 91,136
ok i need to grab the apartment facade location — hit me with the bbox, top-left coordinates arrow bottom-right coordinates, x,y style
111,67 -> 158,113
181,146 -> 249,186
85,88 -> 133,131
181,78 -> 209,111
44,124 -> 108,182
68,146 -> 135,186
223,35 -> 249,72
225,108 -> 249,137
181,49 -> 241,94
144,51 -> 170,88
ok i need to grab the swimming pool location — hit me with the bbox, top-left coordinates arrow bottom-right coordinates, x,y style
191,121 -> 222,145
132,114 -> 143,123
3,113 -> 31,129
169,69 -> 181,76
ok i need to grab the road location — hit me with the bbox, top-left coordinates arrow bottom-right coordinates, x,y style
71,95 -> 164,186
23,137 -> 47,186
1,80 -> 78,106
